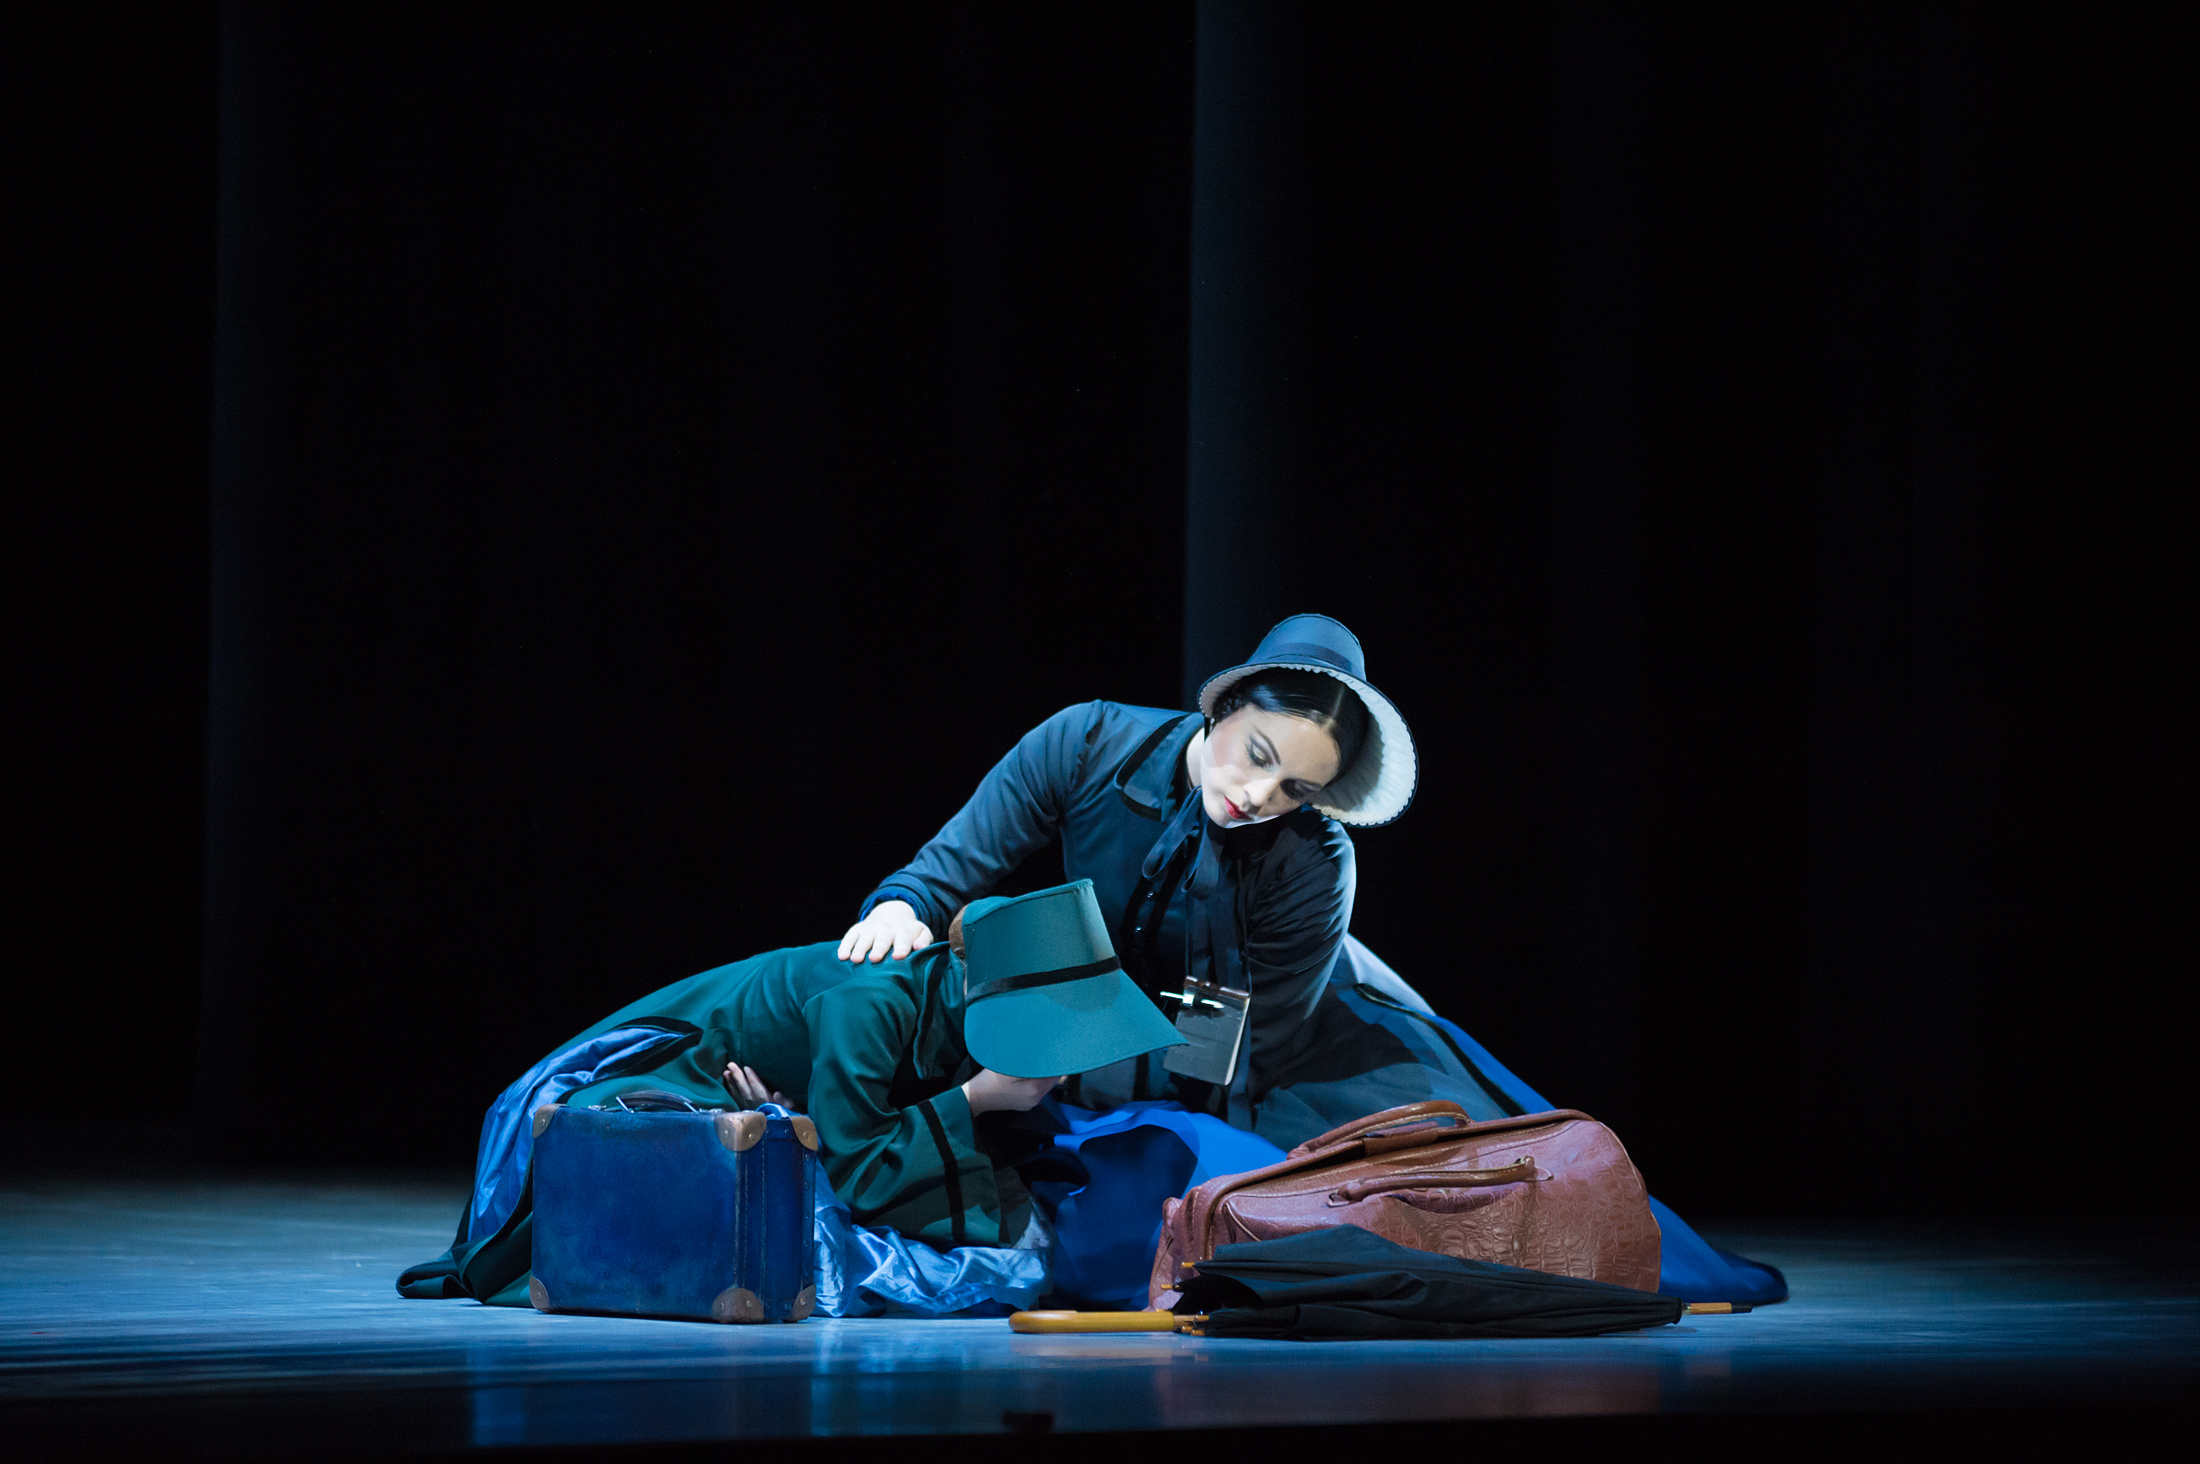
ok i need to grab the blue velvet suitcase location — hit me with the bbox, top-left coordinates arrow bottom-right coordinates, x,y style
528,1094 -> 819,1323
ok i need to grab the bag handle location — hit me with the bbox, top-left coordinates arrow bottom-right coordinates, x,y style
1287,1101 -> 1472,1159
1322,1156 -> 1550,1206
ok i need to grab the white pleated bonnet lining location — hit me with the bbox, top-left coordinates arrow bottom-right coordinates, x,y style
1197,662 -> 1418,827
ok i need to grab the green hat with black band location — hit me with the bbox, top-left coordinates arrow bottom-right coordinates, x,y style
960,880 -> 1187,1079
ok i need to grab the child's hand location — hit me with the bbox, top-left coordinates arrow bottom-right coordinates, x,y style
722,1062 -> 788,1109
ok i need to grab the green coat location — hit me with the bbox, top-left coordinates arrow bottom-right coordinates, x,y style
551,939 -> 1026,1250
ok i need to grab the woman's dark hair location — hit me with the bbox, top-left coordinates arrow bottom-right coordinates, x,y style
1210,669 -> 1370,787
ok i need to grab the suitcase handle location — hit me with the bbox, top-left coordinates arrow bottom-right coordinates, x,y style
1361,1115 -> 1476,1156
1290,1101 -> 1472,1157
1324,1156 -> 1548,1205
604,1089 -> 713,1113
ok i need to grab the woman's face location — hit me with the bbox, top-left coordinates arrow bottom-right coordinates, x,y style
1196,706 -> 1343,827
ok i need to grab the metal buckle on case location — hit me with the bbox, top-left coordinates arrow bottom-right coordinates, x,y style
1161,976 -> 1249,1086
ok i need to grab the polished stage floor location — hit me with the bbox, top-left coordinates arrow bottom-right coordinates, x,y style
2,1169 -> 2193,1459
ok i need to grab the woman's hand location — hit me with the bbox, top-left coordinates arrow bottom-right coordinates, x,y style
961,1070 -> 1064,1116
837,899 -> 934,964
722,1062 -> 789,1109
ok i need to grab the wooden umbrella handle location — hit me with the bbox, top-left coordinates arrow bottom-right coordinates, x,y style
1008,1310 -> 1193,1334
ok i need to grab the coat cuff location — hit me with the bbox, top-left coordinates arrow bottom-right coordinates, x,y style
925,1081 -> 976,1147
860,885 -> 940,930
914,1083 -> 982,1248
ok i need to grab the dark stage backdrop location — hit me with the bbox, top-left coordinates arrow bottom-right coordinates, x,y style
1180,1 -> 2192,1214
188,2 -> 1194,1158
6,3 -> 2188,1213
2,6 -> 219,1129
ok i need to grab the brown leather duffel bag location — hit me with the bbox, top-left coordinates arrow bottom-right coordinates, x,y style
1148,1101 -> 1662,1307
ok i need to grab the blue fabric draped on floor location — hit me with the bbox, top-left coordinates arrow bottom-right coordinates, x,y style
1002,1099 -> 1289,1309
812,1169 -> 1051,1318
808,1101 -> 1277,1316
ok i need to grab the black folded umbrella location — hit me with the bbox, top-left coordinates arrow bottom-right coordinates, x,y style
1175,1224 -> 1685,1340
